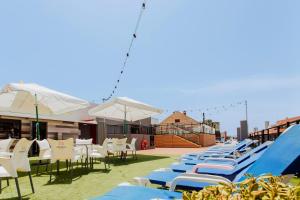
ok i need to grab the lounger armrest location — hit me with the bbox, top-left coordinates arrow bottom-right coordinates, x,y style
203,157 -> 237,165
132,177 -> 151,186
207,154 -> 227,158
205,150 -> 226,154
153,168 -> 172,172
192,163 -> 235,173
169,174 -> 231,191
197,153 -> 226,160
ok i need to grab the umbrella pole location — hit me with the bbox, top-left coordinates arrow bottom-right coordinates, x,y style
35,94 -> 40,140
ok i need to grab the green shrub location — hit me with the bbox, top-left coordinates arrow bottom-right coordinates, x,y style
183,174 -> 300,200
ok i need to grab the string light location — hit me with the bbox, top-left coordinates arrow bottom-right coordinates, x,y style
164,101 -> 245,116
102,0 -> 147,102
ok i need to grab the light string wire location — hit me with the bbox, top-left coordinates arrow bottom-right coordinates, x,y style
102,0 -> 147,102
164,101 -> 246,116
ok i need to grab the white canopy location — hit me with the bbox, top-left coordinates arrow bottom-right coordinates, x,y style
0,83 -> 90,115
88,97 -> 163,121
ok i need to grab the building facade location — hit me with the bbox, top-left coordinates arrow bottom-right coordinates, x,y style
155,111 -> 217,147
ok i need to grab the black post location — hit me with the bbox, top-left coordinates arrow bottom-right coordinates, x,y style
277,126 -> 281,138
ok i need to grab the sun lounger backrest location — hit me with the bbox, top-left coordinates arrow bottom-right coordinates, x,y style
236,125 -> 300,181
235,139 -> 252,151
236,141 -> 272,164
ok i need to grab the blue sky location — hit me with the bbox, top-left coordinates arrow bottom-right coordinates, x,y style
0,0 -> 299,135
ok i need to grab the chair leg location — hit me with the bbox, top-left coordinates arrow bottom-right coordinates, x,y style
66,160 -> 69,171
56,160 -> 60,175
69,160 -> 73,181
28,172 -> 35,193
49,163 -> 53,182
107,156 -> 110,168
46,162 -> 49,172
85,158 -> 88,168
15,178 -> 21,200
7,178 -> 9,186
36,160 -> 41,175
0,178 -> 2,194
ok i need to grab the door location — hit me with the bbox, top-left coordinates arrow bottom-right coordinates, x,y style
79,123 -> 97,144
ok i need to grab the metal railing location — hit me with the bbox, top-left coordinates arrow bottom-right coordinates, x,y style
249,119 -> 300,143
155,123 -> 216,135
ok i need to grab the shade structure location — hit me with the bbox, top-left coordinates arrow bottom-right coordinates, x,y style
0,83 -> 90,115
88,97 -> 163,121
0,82 -> 90,140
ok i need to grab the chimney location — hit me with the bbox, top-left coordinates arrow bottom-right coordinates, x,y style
183,111 -> 186,115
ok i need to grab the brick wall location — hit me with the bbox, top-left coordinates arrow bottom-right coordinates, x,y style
154,135 -> 201,148
199,134 -> 216,147
154,134 -> 215,148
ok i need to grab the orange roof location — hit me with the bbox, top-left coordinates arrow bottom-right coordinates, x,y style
276,116 -> 300,126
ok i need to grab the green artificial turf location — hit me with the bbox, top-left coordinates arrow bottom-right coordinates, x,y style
290,177 -> 300,186
0,154 -> 176,200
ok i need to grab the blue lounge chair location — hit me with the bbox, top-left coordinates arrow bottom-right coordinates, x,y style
144,143 -> 269,188
182,139 -> 255,161
171,141 -> 272,172
90,125 -> 300,200
90,185 -> 182,200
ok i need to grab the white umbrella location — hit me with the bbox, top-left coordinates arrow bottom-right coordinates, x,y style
88,97 -> 163,134
0,83 -> 90,115
0,83 -> 90,139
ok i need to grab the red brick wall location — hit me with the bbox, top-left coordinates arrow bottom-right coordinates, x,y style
154,134 -> 215,148
154,135 -> 200,148
199,134 -> 216,147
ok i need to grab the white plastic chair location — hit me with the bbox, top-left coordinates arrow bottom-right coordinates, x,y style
0,157 -> 20,199
0,138 -> 14,156
36,139 -> 51,175
110,138 -> 127,159
0,138 -> 35,199
47,138 -> 82,182
90,139 -> 110,169
75,138 -> 93,168
126,138 -> 137,159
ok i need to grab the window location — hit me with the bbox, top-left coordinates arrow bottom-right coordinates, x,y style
0,119 -> 21,139
175,119 -> 180,123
